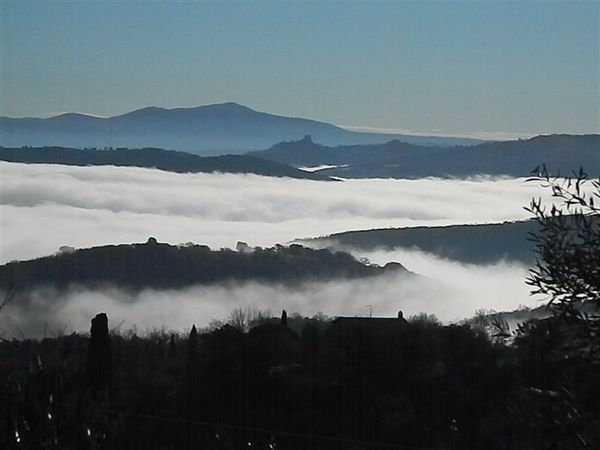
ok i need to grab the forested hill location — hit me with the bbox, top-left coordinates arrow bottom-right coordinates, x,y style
306,220 -> 540,265
0,146 -> 331,180
250,134 -> 600,178
0,240 -> 408,291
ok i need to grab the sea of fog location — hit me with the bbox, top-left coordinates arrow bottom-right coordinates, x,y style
0,162 -> 552,336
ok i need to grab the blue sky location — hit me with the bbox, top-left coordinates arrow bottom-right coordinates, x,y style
1,0 -> 598,138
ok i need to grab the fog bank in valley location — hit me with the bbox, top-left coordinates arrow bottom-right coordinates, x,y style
1,250 -> 538,338
1,162 -> 552,263
0,163 -> 547,337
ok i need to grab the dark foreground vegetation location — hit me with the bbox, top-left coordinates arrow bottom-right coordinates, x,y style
1,307 -> 599,450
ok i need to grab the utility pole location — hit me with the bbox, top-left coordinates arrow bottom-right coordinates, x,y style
365,304 -> 372,318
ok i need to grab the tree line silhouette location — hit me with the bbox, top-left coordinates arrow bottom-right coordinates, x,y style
1,304 -> 598,449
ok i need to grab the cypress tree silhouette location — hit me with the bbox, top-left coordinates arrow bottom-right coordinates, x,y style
281,309 -> 288,327
84,313 -> 112,398
169,333 -> 177,357
188,325 -> 198,356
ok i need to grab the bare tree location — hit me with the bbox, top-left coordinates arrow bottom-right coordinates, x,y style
526,166 -> 599,348
227,306 -> 272,332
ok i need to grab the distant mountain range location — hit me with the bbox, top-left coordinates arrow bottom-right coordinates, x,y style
0,240 -> 409,292
3,134 -> 597,180
251,134 -> 600,178
0,102 -> 483,154
304,220 -> 540,265
0,146 -> 330,180
3,103 -> 596,178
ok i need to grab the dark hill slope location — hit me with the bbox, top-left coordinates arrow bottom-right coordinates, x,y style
251,134 -> 600,178
0,241 -> 408,292
0,146 -> 330,180
306,220 -> 540,265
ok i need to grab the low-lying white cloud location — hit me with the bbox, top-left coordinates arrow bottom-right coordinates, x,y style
298,164 -> 347,172
1,162 -> 552,263
0,162 -> 551,337
358,248 -> 540,320
0,249 -> 542,339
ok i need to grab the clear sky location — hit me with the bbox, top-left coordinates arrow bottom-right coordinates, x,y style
1,0 -> 598,138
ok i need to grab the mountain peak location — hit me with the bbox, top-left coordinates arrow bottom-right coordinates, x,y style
211,101 -> 252,110
184,102 -> 254,114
